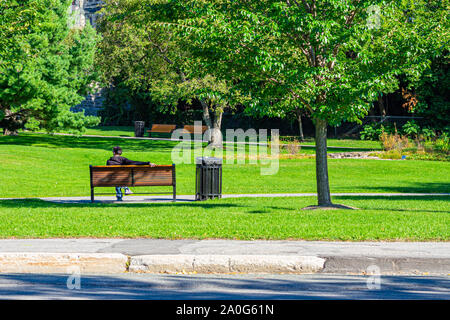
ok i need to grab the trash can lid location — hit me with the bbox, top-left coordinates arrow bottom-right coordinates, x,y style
195,157 -> 223,165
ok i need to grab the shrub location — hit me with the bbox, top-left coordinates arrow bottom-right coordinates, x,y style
421,127 -> 437,140
360,123 -> 394,141
286,139 -> 301,154
433,133 -> 449,154
422,140 -> 435,153
380,131 -> 410,151
402,120 -> 420,138
379,149 -> 403,160
360,124 -> 382,141
400,121 -> 438,140
378,131 -> 449,161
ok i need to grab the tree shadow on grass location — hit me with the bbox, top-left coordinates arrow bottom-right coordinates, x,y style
347,183 -> 450,194
333,196 -> 450,213
87,126 -> 134,134
0,133 -> 177,153
0,133 -> 379,154
0,199 -> 245,210
0,199 -> 298,215
247,206 -> 297,214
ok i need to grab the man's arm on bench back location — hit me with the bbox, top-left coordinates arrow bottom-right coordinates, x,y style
107,156 -> 155,166
122,158 -> 150,165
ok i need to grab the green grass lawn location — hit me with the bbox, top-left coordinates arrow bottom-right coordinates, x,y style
84,126 -> 137,137
281,137 -> 382,150
55,126 -> 382,149
1,133 -> 449,198
57,126 -> 136,137
0,196 -> 448,240
0,133 -> 448,240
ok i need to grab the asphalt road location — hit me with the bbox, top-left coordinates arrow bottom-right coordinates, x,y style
0,273 -> 448,300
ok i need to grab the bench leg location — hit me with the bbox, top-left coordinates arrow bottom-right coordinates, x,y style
91,188 -> 95,203
172,164 -> 176,202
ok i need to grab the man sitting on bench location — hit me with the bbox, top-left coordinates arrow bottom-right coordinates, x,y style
107,146 -> 156,201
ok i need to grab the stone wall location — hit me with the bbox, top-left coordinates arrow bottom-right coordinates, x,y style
72,88 -> 106,117
69,0 -> 103,28
83,0 -> 103,28
69,0 -> 104,116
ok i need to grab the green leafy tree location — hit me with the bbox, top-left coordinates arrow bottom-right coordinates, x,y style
0,0 -> 100,135
149,0 -> 448,207
412,54 -> 449,132
97,0 -> 249,147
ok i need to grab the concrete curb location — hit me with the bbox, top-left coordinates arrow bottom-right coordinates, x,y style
0,253 -> 448,275
129,255 -> 326,274
0,253 -> 128,274
321,256 -> 450,275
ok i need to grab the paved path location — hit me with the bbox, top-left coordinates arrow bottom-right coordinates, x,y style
1,239 -> 449,258
1,239 -> 449,275
1,192 -> 448,204
0,274 -> 448,300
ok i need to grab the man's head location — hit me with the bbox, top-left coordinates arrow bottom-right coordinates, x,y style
113,146 -> 122,155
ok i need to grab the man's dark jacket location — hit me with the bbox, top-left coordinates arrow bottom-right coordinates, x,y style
106,156 -> 149,166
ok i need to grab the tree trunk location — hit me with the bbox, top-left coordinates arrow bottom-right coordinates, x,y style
200,100 -> 223,148
199,100 -> 212,142
3,128 -> 18,136
368,105 -> 376,122
315,118 -> 332,206
378,94 -> 386,119
208,109 -> 223,148
295,109 -> 305,141
1,109 -> 20,136
200,100 -> 213,129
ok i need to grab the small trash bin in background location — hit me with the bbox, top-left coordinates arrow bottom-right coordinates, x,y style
196,157 -> 222,201
134,121 -> 145,137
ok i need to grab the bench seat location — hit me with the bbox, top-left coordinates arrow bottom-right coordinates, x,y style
89,165 -> 176,202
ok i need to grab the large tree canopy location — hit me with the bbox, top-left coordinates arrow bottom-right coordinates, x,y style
97,0 -> 252,147
145,0 -> 448,206
411,53 -> 449,131
0,0 -> 100,135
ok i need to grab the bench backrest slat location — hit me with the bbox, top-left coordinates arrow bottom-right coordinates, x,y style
183,125 -> 208,134
133,167 -> 173,186
149,124 -> 176,133
90,165 -> 174,187
92,169 -> 132,187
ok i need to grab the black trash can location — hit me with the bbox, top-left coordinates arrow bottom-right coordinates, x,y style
134,121 -> 145,137
195,157 -> 222,201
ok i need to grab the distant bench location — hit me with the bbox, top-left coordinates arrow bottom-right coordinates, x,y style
147,124 -> 177,137
182,125 -> 208,135
89,165 -> 176,202
147,124 -> 209,138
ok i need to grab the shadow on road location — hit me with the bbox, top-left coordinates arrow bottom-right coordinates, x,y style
0,274 -> 448,300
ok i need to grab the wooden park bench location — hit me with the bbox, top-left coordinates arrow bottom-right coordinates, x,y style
182,124 -> 209,135
89,164 -> 176,202
147,124 -> 177,137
